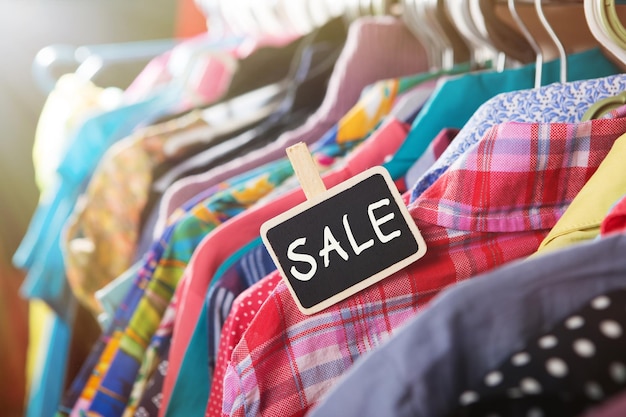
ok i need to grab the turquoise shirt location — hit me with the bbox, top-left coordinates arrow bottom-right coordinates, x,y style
383,48 -> 621,180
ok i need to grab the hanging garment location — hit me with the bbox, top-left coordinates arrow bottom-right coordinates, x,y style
60,18 -> 348,416
409,73 -> 626,202
580,390 -> 626,417
403,128 -> 459,190
63,29 -> 339,318
221,109 -> 626,417
86,26 -> 351,417
20,74 -> 127,417
94,263 -> 139,329
307,212 -> 626,417
154,16 -> 431,234
135,242 -> 275,417
156,75 -> 436,417
384,48 -> 621,181
162,117 -> 411,417
62,106 -> 272,315
206,258 -> 280,417
534,133 -> 626,254
451,288 -> 626,417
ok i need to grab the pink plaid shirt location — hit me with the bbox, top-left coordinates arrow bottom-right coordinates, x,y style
221,113 -> 626,417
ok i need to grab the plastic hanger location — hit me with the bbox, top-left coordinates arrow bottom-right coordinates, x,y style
599,0 -> 626,48
508,0 -> 543,88
445,0 -> 501,68
584,0 -> 626,63
412,0 -> 455,68
417,0 -> 455,68
401,0 -> 443,69
474,0 -> 536,64
427,0 -> 471,64
248,0 -> 286,38
598,0 -> 626,49
582,0 -> 626,120
534,0 -> 567,83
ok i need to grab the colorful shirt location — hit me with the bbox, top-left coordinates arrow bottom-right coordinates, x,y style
404,127 -> 458,188
221,111 -> 626,417
307,219 -> 626,417
409,73 -> 626,201
160,118 -> 411,417
205,274 -> 281,417
156,16 -> 430,232
64,111 -> 213,315
62,178 -> 246,416
83,162 -> 297,417
384,47 -> 621,182
19,86 -> 178,417
536,132 -> 626,254
208,274 -> 281,417
68,20 -> 349,415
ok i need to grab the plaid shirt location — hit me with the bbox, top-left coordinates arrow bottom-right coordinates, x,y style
221,113 -> 626,417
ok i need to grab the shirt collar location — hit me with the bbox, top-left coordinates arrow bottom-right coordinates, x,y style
410,115 -> 626,233
538,132 -> 626,250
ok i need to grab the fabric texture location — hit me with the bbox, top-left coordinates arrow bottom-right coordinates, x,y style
63,112 -> 215,315
66,20 -> 347,417
307,232 -> 626,417
409,73 -> 626,201
206,271 -> 281,417
404,127 -> 458,188
452,289 -> 626,417
601,194 -> 626,236
385,48 -> 621,182
161,117 -> 410,417
535,132 -> 626,254
221,110 -> 626,417
579,390 -> 626,417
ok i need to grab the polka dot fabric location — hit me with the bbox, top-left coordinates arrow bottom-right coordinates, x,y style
452,289 -> 626,417
205,274 -> 281,417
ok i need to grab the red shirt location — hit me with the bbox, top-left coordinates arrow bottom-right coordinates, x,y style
221,115 -> 626,417
161,118 -> 410,412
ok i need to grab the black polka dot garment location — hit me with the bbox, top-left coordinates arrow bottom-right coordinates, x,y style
451,289 -> 626,417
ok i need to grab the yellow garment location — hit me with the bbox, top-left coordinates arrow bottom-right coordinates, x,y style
536,132 -> 626,254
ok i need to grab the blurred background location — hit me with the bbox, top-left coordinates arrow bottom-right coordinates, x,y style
0,2 -> 199,415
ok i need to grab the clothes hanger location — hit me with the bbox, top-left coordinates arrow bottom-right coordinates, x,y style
582,0 -> 626,121
247,0 -> 286,38
474,0 -> 536,64
401,0 -> 444,69
427,0 -> 472,64
584,0 -> 625,63
417,0 -> 455,68
599,0 -> 626,49
534,0 -> 567,83
508,0 -> 543,87
306,0 -> 332,29
445,0 -> 502,68
597,0 -> 626,58
412,0 -> 455,68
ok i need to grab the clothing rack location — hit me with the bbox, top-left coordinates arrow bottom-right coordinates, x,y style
17,2 -> 626,417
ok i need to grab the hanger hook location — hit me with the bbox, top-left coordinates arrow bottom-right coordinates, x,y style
508,0 -> 543,88
534,0 -> 567,84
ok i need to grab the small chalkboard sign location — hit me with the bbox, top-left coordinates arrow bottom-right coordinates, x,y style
261,143 -> 427,315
